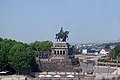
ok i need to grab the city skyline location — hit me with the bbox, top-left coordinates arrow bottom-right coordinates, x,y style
0,0 -> 120,43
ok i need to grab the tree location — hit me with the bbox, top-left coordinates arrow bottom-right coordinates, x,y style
8,43 -> 36,74
0,37 -> 52,74
41,41 -> 53,52
30,41 -> 53,58
30,41 -> 53,52
110,44 -> 120,60
104,44 -> 110,49
0,50 -> 5,71
0,38 -> 17,71
114,45 -> 120,55
0,37 -> 3,42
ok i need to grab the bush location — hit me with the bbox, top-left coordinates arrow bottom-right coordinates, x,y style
98,59 -> 108,62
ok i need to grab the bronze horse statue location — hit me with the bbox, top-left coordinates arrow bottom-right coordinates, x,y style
55,27 -> 69,42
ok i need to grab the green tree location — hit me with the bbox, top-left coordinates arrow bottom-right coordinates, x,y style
0,38 -> 17,71
41,41 -> 53,52
30,41 -> 53,52
104,44 -> 110,49
0,37 -> 3,42
110,44 -> 120,60
8,43 -> 36,74
0,37 -> 51,74
0,50 -> 5,71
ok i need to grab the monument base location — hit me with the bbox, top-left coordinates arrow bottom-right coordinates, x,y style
50,42 -> 70,61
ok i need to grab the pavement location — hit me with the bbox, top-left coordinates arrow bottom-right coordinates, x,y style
111,67 -> 120,75
37,66 -> 120,80
0,75 -> 27,80
94,66 -> 120,80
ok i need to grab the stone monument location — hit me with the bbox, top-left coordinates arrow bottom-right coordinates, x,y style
50,27 -> 70,61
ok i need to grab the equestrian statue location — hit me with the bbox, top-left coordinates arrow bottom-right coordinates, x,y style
55,27 -> 69,42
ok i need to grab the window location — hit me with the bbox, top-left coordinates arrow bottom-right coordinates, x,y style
60,51 -> 62,55
54,51 -> 56,55
57,51 -> 59,55
63,51 -> 65,55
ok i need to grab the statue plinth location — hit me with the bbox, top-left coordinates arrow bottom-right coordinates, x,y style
50,42 -> 70,61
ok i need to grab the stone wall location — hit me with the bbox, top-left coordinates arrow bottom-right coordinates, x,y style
0,75 -> 30,80
41,61 -> 74,72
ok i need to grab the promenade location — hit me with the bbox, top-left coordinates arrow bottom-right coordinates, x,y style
95,67 -> 120,80
0,68 -> 119,80
36,66 -> 120,80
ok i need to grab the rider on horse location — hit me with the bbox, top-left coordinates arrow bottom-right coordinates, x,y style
55,27 -> 69,42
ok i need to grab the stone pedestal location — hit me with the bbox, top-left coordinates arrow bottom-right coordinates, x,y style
50,42 -> 70,61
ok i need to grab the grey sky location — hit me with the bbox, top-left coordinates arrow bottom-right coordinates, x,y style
0,0 -> 120,43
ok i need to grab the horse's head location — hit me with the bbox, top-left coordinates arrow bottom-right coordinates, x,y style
65,31 -> 69,35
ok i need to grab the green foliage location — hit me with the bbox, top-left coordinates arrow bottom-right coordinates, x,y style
0,37 -> 53,74
110,49 -> 116,59
0,38 -> 35,74
30,40 -> 53,52
98,59 -> 108,62
104,44 -> 110,49
110,44 -> 120,60
8,43 -> 35,74
0,51 -> 5,70
0,38 -> 17,71
0,37 -> 3,42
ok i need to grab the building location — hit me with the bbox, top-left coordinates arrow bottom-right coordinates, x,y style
82,49 -> 87,54
99,49 -> 109,55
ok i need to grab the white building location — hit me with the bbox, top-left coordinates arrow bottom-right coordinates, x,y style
82,49 -> 87,54
99,49 -> 108,55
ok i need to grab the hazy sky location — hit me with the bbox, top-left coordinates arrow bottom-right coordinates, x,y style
0,0 -> 120,43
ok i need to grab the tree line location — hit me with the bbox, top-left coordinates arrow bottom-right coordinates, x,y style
110,44 -> 120,61
0,37 -> 53,74
102,43 -> 120,62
